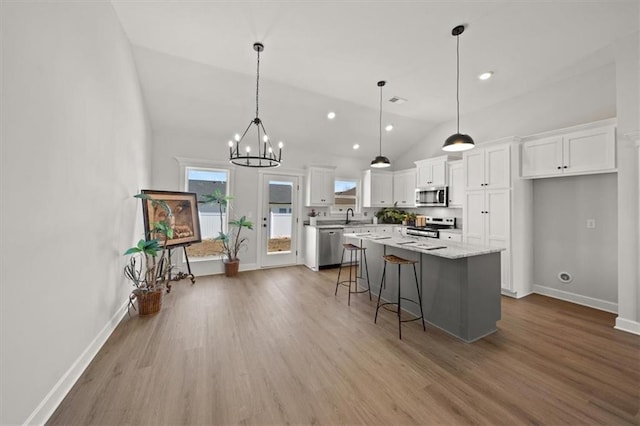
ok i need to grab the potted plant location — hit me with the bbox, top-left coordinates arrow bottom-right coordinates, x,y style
201,190 -> 254,277
308,208 -> 318,226
375,202 -> 408,224
123,194 -> 174,315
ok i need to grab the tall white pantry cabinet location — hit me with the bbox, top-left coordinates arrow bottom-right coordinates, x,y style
463,137 -> 533,297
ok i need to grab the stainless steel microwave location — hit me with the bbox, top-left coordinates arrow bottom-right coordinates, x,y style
415,186 -> 448,207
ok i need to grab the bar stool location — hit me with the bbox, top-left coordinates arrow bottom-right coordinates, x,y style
374,254 -> 425,339
335,243 -> 372,305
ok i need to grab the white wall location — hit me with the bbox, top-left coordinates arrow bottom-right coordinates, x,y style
532,174 -> 618,309
0,2 -> 151,424
614,34 -> 640,334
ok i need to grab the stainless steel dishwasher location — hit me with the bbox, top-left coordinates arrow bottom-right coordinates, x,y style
318,228 -> 344,268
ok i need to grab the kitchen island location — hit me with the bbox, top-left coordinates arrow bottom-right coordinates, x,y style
345,232 -> 504,343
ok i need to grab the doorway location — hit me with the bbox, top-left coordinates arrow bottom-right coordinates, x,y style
260,174 -> 299,268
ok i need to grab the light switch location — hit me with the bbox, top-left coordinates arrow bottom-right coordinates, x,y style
586,219 -> 596,229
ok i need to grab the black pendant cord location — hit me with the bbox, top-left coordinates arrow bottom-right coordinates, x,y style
456,32 -> 460,134
255,48 -> 260,119
379,84 -> 383,155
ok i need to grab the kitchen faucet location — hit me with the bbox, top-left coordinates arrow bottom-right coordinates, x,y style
346,208 -> 354,224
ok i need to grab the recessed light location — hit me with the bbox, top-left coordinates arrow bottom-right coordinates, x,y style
478,71 -> 494,81
353,144 -> 360,150
385,124 -> 393,132
327,111 -> 336,119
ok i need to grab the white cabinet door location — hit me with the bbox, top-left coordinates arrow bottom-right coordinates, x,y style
464,188 -> 511,290
415,156 -> 448,187
363,170 -> 393,207
563,126 -> 616,175
393,169 -> 416,207
464,144 -> 510,190
521,136 -> 563,178
521,124 -> 616,179
463,191 -> 485,246
447,161 -> 463,207
485,145 -> 510,189
306,167 -> 335,206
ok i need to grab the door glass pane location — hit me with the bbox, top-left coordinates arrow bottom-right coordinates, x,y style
185,168 -> 228,258
268,180 -> 292,253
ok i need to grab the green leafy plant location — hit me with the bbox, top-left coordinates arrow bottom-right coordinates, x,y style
123,194 -> 174,295
375,202 -> 409,224
201,190 -> 254,263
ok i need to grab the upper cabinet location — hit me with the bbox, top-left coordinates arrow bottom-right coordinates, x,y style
305,166 -> 335,206
363,169 -> 393,207
414,156 -> 448,187
464,144 -> 510,190
521,122 -> 616,179
393,168 -> 416,208
447,160 -> 464,208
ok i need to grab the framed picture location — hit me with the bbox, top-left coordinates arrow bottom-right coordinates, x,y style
140,190 -> 202,248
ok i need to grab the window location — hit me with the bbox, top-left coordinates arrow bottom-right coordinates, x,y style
184,167 -> 229,259
332,178 -> 359,213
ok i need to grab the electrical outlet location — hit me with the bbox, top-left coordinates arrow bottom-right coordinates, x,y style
586,219 -> 596,229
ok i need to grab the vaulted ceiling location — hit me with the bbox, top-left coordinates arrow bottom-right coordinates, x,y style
112,1 -> 639,162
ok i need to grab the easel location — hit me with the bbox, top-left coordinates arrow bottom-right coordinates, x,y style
159,244 -> 196,293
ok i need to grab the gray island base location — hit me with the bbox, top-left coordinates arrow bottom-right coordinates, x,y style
345,233 -> 504,343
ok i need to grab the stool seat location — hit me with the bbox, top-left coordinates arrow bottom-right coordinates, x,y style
382,254 -> 416,265
343,243 -> 366,251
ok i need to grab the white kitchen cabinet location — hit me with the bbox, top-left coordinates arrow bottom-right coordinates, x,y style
414,156 -> 448,187
362,170 -> 393,207
521,123 -> 616,178
393,168 -> 416,208
464,188 -> 511,290
439,231 -> 462,242
464,144 -> 510,191
305,166 -> 335,206
447,160 -> 463,208
304,225 -> 319,270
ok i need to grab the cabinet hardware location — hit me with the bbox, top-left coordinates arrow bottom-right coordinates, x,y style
557,166 -> 562,169
563,166 -> 568,169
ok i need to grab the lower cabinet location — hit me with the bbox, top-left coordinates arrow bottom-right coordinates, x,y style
464,189 -> 511,291
439,231 -> 462,242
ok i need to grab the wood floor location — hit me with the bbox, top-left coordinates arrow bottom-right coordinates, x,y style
49,266 -> 639,425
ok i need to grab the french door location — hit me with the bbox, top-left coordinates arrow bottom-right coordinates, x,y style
260,174 -> 299,268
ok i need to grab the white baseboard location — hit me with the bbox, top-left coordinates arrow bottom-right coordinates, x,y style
24,301 -> 129,425
615,317 -> 640,335
238,262 -> 258,272
532,284 -> 618,313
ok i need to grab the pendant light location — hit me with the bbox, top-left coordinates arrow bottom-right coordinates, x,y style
371,80 -> 391,168
442,25 -> 475,152
228,42 -> 283,167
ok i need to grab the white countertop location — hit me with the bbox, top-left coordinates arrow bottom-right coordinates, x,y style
344,233 -> 503,260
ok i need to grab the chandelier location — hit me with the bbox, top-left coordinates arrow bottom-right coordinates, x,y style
228,42 -> 283,167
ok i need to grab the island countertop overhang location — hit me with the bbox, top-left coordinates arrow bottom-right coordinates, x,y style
344,233 -> 504,260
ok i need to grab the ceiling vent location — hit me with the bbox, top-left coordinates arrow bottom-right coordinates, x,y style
388,96 -> 407,104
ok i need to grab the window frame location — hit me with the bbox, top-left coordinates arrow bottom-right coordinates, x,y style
177,157 -> 234,262
330,177 -> 361,215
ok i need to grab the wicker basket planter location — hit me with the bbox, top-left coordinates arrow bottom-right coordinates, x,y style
134,289 -> 162,315
224,259 -> 240,277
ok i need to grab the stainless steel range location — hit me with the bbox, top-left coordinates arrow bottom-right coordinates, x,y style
406,216 -> 455,239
